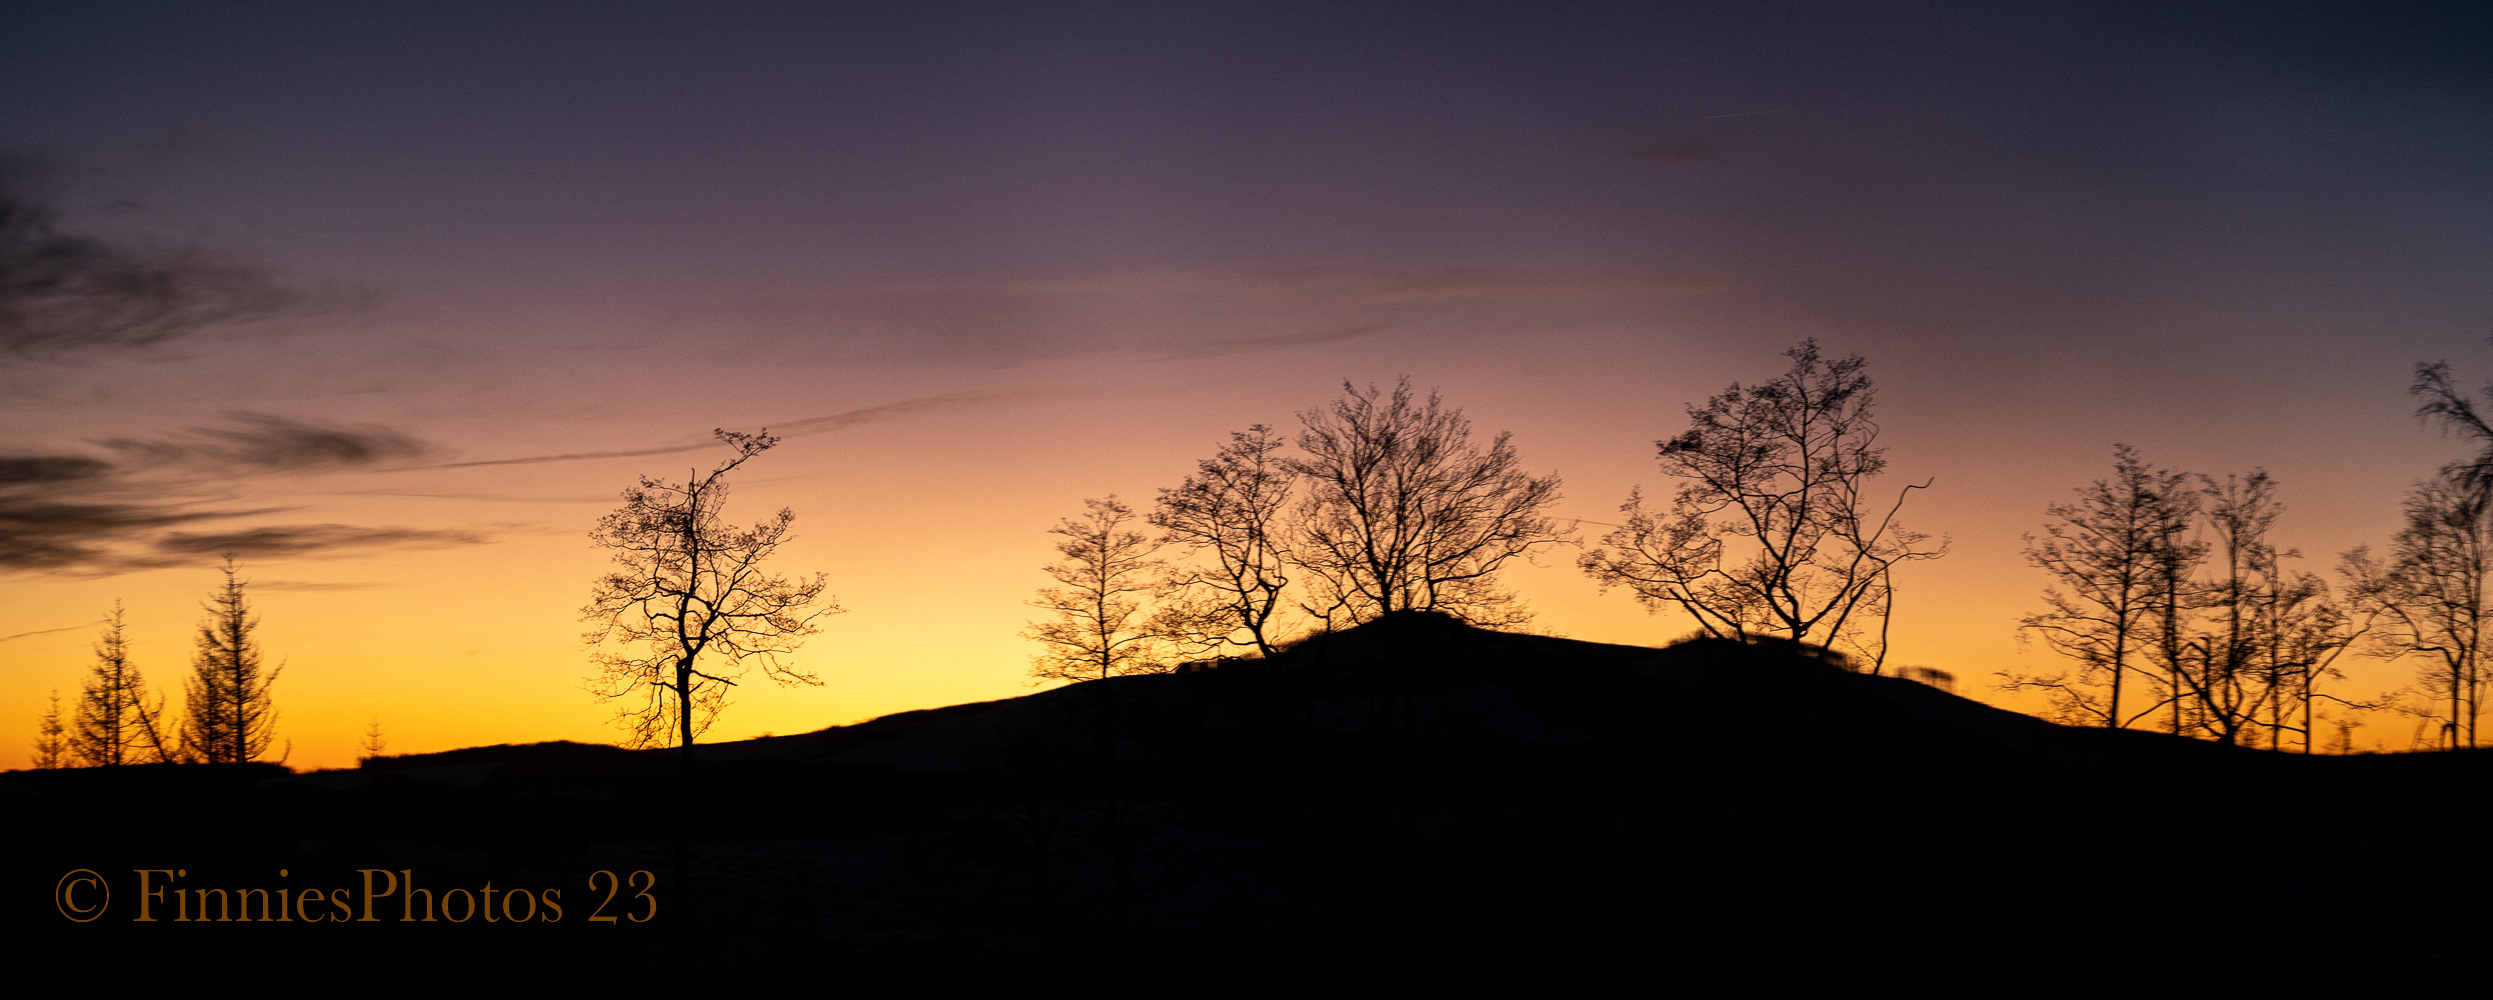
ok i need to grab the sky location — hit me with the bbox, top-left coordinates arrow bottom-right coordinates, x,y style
4,1 -> 2490,768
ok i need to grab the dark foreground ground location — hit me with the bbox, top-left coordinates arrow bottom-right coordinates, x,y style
10,613 -> 2490,990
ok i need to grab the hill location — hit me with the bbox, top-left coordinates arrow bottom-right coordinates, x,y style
9,612 -> 2488,988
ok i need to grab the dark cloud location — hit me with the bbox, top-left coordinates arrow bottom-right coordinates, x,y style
0,496 -> 268,570
0,157 -> 372,361
1,414 -> 481,575
0,455 -> 111,483
151,525 -> 484,559
100,412 -> 433,473
0,532 -> 97,570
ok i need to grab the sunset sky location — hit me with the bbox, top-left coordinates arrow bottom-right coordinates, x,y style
5,2 -> 2490,769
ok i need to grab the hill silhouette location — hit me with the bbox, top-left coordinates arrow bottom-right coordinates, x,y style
9,612 -> 2489,989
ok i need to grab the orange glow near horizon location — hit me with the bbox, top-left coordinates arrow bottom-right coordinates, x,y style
4,4 -> 2487,770
2,323 -> 2466,768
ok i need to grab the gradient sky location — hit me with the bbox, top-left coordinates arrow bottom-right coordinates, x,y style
5,2 -> 2490,768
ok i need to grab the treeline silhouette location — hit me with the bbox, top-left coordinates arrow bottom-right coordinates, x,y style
2005,354 -> 2493,752
1029,342 -> 1944,697
28,555 -> 284,769
1023,375 -> 1572,693
1029,338 -> 2493,755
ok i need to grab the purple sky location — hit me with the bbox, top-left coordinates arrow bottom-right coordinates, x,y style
5,2 -> 2491,763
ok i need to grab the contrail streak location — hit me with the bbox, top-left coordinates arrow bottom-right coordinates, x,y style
1,621 -> 102,643
402,384 -> 1069,470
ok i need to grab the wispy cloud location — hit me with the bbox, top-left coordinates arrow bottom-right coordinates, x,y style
0,455 -> 113,484
398,441 -> 711,472
99,412 -> 433,473
151,525 -> 483,559
0,496 -> 279,571
0,158 -> 373,362
0,413 -> 484,576
250,580 -> 393,592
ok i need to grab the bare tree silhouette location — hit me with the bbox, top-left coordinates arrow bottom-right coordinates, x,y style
1025,496 -> 1173,683
70,601 -> 170,765
2221,478 -> 2370,753
2342,474 -> 2491,749
1016,496 -> 1194,942
179,556 -> 283,764
2012,455 -> 2369,748
583,429 -> 840,759
2003,446 -> 2197,728
1151,425 -> 1298,659
1289,377 -> 1567,628
2412,355 -> 2493,507
1581,340 -> 1944,668
2354,350 -> 2493,749
2160,472 -> 2358,747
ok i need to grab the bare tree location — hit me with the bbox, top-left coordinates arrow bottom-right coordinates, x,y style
583,429 -> 840,759
2356,350 -> 2493,749
1581,340 -> 1944,668
1025,496 -> 1173,683
1151,425 -> 1297,658
2002,446 -> 2197,728
2412,355 -> 2493,507
2249,568 -> 2367,753
2014,457 -> 2370,748
70,601 -> 169,766
359,717 -> 388,763
2342,475 -> 2491,749
1289,378 -> 1568,628
2160,472 -> 2360,747
180,556 -> 283,764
